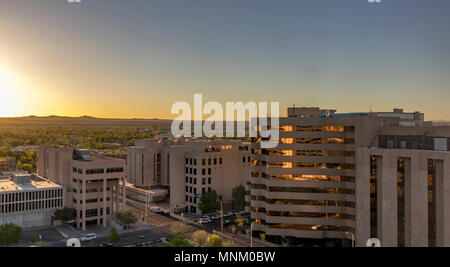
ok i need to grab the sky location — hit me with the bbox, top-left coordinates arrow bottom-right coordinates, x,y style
0,0 -> 449,120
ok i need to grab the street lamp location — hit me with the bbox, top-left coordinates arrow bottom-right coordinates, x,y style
345,232 -> 355,248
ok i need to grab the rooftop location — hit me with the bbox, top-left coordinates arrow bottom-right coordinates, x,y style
0,174 -> 62,193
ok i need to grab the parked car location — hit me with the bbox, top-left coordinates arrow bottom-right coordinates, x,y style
151,207 -> 160,212
162,210 -> 170,216
99,243 -> 113,247
80,233 -> 97,242
224,219 -> 232,226
211,215 -> 221,220
199,218 -> 212,224
223,212 -> 234,217
234,210 -> 246,215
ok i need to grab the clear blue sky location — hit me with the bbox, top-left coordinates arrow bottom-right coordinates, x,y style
0,0 -> 449,120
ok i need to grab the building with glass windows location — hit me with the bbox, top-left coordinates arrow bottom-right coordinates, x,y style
37,146 -> 126,230
127,136 -> 252,215
0,173 -> 65,228
356,126 -> 450,247
247,107 -> 448,247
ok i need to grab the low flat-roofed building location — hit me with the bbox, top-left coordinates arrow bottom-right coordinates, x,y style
0,173 -> 65,228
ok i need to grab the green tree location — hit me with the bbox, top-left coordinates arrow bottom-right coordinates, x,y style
54,207 -> 76,225
198,190 -> 220,214
232,185 -> 245,210
206,234 -> 223,247
0,224 -> 22,247
115,211 -> 138,229
30,234 -> 38,244
235,215 -> 246,234
162,233 -> 193,247
108,227 -> 120,244
192,230 -> 209,247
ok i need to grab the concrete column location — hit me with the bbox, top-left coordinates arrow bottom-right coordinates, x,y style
356,148 -> 371,247
122,178 -> 127,212
377,152 -> 398,247
405,154 -> 428,247
436,159 -> 450,246
103,178 -> 107,227
82,179 -> 87,231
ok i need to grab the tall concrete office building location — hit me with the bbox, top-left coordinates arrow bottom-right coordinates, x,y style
247,107 -> 450,247
127,136 -> 251,214
37,146 -> 126,230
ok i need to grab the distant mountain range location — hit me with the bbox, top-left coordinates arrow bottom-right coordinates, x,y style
0,115 -> 173,128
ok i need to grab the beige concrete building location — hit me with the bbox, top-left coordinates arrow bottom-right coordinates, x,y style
37,146 -> 126,230
0,173 -> 65,228
127,136 -> 251,214
247,107 -> 443,247
356,126 -> 450,247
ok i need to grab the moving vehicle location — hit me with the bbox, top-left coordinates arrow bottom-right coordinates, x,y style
80,233 -> 97,242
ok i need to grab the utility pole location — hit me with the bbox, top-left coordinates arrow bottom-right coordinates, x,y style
220,199 -> 224,236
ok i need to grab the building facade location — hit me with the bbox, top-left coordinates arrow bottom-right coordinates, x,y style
37,146 -> 126,230
127,136 -> 251,214
0,174 -> 65,228
356,126 -> 450,247
246,107 -> 443,247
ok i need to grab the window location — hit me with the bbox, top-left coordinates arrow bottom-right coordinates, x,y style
208,168 -> 211,175
208,178 -> 211,184
190,158 -> 192,165
202,159 -> 206,166
219,158 -> 223,165
194,159 -> 197,166
86,168 -> 104,175
194,178 -> 197,185
194,169 -> 197,175
202,188 -> 205,194
106,167 -> 124,173
194,188 -> 197,194
214,158 -> 217,165
186,158 -> 188,165
202,169 -> 206,175
185,186 -> 188,193
208,187 -> 211,192
202,178 -> 206,185
185,177 -> 188,183
72,167 -> 77,173
243,157 -> 246,163
208,158 -> 212,165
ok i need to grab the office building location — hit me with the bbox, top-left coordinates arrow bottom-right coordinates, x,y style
127,136 -> 251,214
0,173 -> 65,228
247,107 -> 446,247
37,146 -> 126,230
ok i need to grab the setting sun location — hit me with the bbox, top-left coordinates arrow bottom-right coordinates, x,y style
0,65 -> 19,117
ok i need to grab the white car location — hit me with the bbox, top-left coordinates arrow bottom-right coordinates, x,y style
211,215 -> 221,220
223,212 -> 234,217
234,211 -> 246,215
199,218 -> 212,224
80,233 -> 97,242
151,207 -> 161,212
